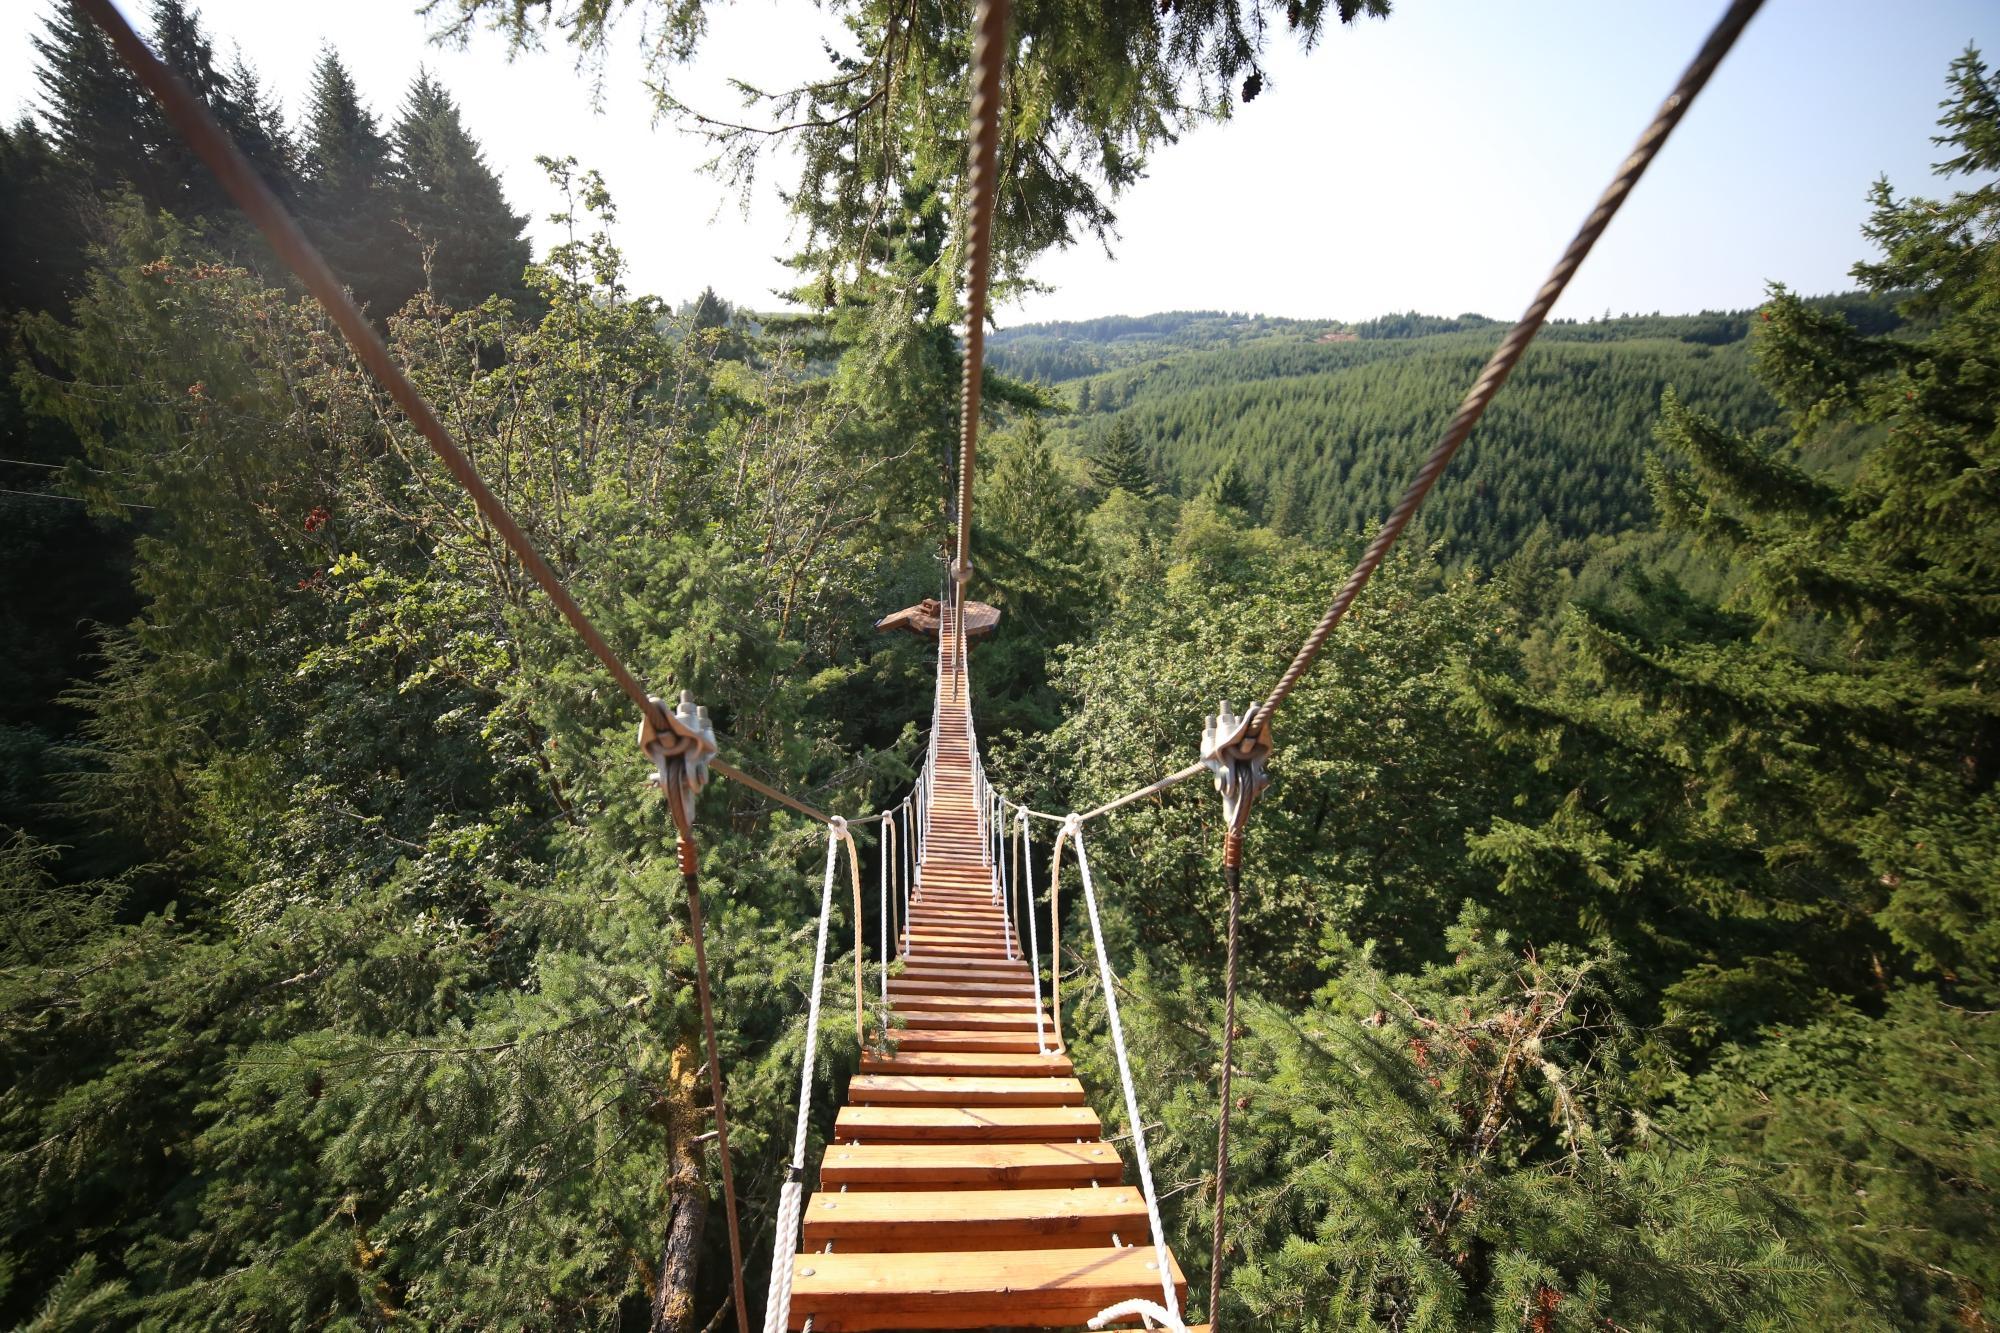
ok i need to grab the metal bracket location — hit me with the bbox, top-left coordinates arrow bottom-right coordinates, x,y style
640,691 -> 718,808
1201,700 -> 1271,830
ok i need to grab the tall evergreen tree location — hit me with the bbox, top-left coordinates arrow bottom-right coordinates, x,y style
1088,418 -> 1156,498
388,71 -> 530,309
147,0 -> 232,216
32,1 -> 155,201
300,50 -> 412,315
214,54 -> 296,201
1465,48 -> 2000,1326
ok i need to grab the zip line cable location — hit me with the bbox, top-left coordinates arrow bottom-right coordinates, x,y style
1243,0 -> 1766,741
950,0 -> 1008,587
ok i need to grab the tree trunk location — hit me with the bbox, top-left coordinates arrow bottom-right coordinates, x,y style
651,1047 -> 710,1333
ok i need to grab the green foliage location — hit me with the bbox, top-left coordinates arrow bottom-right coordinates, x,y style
1004,503 -> 1518,1000
1460,48 -> 2000,1325
1087,417 -> 1158,499
1058,911 -> 1828,1328
1049,326 -> 1781,568
0,173 -> 899,1327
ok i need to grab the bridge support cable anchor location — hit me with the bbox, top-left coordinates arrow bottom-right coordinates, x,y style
641,695 -> 750,1333
1198,702 -> 1271,1330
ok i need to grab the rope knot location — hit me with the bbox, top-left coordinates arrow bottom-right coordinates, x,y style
1063,812 -> 1083,834
829,815 -> 848,837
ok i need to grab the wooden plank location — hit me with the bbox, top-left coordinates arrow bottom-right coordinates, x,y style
787,1246 -> 1188,1331
801,1185 -> 1146,1246
832,1104 -> 1099,1142
895,961 -> 1031,979
900,972 -> 1040,992
892,993 -> 1039,1011
859,1050 -> 1075,1077
897,1009 -> 1051,1032
818,1140 -> 1121,1187
846,1074 -> 1085,1106
882,1029 -> 1050,1054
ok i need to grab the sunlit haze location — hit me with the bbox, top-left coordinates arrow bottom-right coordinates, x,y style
4,0 -> 1995,324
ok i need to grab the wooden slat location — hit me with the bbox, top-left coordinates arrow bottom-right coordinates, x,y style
859,1050 -> 1075,1077
894,963 -> 1032,981
892,993 -> 1039,1011
787,1246 -> 1189,1330
802,1185 -> 1146,1246
896,1009 -> 1052,1031
892,978 -> 1034,998
883,1029 -> 1050,1054
819,1140 -> 1120,1187
832,1104 -> 1100,1142
847,1074 -> 1085,1106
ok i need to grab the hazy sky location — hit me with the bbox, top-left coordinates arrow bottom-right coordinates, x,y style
4,1 -> 1995,325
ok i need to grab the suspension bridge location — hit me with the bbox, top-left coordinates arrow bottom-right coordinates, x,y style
75,0 -> 1764,1325
768,599 -> 1192,1329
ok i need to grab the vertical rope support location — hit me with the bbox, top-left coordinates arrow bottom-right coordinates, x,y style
837,822 -> 865,1050
666,789 -> 751,1333
1018,810 -> 1050,1054
762,826 -> 844,1333
1206,826 -> 1246,1327
1048,824 -> 1067,1043
1071,822 -> 1180,1323
953,0 -> 1009,585
997,799 -> 1015,958
900,801 -> 913,957
880,813 -> 895,1023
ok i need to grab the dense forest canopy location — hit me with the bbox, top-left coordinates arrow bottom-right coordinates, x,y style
1,2 -> 1997,1330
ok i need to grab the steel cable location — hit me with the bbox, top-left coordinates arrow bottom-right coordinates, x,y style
1246,0 -> 1765,738
951,0 -> 1010,586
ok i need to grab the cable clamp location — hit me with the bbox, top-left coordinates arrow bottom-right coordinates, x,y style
640,690 -> 717,797
1201,700 -> 1271,828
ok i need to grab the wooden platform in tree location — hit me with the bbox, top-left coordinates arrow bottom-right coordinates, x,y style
787,603 -> 1187,1330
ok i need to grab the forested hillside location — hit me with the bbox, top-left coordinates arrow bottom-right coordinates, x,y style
3,3 -> 1997,1331
999,298 -> 1900,566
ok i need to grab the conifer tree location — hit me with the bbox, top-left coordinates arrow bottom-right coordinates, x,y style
301,50 -> 412,314
1264,464 -> 1305,536
147,0 -> 231,216
1197,456 -> 1258,515
388,71 -> 530,309
32,0 -> 155,199
215,54 -> 296,200
1465,48 -> 2000,1324
1089,418 -> 1156,498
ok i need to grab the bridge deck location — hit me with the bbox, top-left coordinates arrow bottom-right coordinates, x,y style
785,610 -> 1192,1330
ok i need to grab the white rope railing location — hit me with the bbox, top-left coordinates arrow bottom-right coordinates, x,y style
1067,815 -> 1181,1325
996,792 -> 1015,960
899,799 -> 912,958
1089,1298 -> 1188,1331
879,812 -> 894,1015
1015,807 -> 1050,1055
762,820 -> 849,1333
